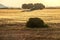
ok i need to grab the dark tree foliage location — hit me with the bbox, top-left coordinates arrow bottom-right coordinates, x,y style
27,3 -> 34,9
22,3 -> 45,11
22,4 -> 28,9
26,18 -> 49,28
38,3 -> 45,9
22,3 -> 33,9
31,3 -> 45,10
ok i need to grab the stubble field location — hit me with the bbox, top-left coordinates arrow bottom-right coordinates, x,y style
0,9 -> 60,40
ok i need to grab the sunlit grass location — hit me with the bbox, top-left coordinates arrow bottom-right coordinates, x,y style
0,9 -> 60,29
0,9 -> 60,23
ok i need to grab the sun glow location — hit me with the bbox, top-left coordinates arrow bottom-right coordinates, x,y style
0,0 -> 60,7
42,0 -> 60,7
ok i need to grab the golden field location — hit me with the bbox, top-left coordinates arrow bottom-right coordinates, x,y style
0,9 -> 60,23
0,9 -> 60,40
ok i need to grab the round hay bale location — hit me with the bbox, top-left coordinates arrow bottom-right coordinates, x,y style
26,18 -> 49,28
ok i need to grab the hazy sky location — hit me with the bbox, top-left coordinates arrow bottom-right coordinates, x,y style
0,0 -> 60,8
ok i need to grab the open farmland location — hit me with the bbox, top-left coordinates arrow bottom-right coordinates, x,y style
0,9 -> 60,40
0,9 -> 60,23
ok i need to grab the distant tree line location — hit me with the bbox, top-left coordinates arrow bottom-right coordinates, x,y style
22,3 -> 45,10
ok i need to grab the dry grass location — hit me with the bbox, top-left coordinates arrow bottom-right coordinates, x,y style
0,9 -> 60,23
0,28 -> 60,40
0,9 -> 60,40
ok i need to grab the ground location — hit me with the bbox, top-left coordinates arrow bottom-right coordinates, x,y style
0,9 -> 60,40
0,9 -> 60,23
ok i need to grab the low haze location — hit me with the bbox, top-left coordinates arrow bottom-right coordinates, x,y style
0,0 -> 60,8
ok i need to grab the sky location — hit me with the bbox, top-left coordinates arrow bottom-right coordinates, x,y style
0,0 -> 60,8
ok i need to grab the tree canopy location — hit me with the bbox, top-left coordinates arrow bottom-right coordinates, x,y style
22,3 -> 45,10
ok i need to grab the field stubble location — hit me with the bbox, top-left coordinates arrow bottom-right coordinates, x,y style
0,9 -> 60,23
0,9 -> 60,40
0,9 -> 60,28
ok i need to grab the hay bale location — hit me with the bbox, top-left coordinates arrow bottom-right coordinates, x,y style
26,18 -> 49,28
